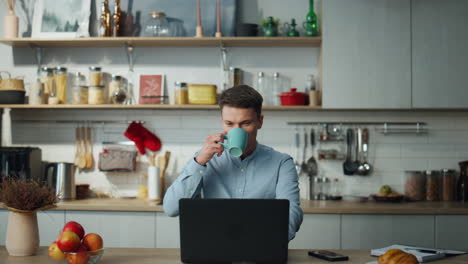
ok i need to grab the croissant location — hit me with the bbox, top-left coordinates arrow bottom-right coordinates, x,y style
378,249 -> 418,264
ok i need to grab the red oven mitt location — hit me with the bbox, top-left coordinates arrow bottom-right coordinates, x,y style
124,122 -> 146,154
124,122 -> 162,155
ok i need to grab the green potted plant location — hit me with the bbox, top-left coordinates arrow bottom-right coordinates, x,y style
261,16 -> 280,37
0,179 -> 57,256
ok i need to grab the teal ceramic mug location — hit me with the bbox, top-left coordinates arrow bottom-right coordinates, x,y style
220,128 -> 248,157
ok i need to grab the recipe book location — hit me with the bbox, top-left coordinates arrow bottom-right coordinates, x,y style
371,244 -> 466,262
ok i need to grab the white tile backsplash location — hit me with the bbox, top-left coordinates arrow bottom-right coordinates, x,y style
7,109 -> 468,197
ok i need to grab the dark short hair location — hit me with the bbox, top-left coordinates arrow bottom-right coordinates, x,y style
218,85 -> 263,117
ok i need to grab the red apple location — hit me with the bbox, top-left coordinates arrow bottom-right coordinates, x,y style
82,233 -> 103,252
66,244 -> 89,264
63,221 -> 85,240
48,241 -> 66,261
57,231 -> 81,252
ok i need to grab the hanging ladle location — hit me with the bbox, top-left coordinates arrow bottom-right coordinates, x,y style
357,128 -> 373,175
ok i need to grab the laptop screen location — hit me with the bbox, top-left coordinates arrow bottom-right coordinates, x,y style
179,198 -> 289,264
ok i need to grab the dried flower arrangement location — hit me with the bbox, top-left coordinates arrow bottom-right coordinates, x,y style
0,178 -> 57,213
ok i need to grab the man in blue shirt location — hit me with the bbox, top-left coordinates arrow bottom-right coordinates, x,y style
163,85 -> 303,240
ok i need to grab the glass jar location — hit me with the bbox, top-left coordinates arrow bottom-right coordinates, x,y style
319,124 -> 328,141
88,85 -> 105,104
109,75 -> 126,104
321,177 -> 330,200
426,170 -> 441,201
174,81 -> 188,104
143,11 -> 170,37
330,178 -> 341,198
89,66 -> 102,86
404,170 -> 426,201
40,67 -> 54,103
312,177 -> 322,200
72,72 -> 88,104
55,66 -> 67,104
442,169 -> 456,201
228,67 -> 242,88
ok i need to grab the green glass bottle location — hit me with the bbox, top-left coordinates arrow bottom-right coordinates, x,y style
304,0 -> 319,37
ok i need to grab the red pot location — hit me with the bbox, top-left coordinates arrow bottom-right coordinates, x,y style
278,88 -> 308,106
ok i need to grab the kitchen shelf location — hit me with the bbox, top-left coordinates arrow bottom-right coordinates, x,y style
0,104 -> 323,110
0,37 -> 322,48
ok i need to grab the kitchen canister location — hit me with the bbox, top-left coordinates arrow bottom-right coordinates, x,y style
147,165 -> 161,202
3,2 -> 18,39
28,81 -> 44,105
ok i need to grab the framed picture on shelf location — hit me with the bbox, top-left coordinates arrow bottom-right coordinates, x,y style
32,0 -> 91,38
138,74 -> 166,104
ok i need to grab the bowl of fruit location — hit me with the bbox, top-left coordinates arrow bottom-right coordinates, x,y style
63,248 -> 104,264
48,221 -> 104,264
371,185 -> 405,203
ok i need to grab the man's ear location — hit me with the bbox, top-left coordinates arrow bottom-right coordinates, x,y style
258,115 -> 264,129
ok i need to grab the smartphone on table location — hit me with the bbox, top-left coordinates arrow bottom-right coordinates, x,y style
308,250 -> 349,261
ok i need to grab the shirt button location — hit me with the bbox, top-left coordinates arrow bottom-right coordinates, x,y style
199,170 -> 203,174
241,169 -> 244,172
239,189 -> 242,193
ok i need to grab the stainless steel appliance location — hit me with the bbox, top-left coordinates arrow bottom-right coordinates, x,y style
0,147 -> 42,182
45,162 -> 76,200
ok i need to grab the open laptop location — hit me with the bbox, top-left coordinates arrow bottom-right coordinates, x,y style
179,198 -> 289,264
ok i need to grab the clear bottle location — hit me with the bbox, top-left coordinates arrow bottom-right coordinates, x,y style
313,177 -> 322,200
272,72 -> 282,106
144,11 -> 170,37
305,74 -> 315,94
322,177 -> 330,200
257,72 -> 268,104
331,178 -> 341,198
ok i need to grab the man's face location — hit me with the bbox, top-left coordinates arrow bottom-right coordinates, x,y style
221,106 -> 263,153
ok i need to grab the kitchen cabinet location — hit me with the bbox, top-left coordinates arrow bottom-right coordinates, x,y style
0,210 -> 7,245
341,215 -> 435,249
435,215 -> 468,250
289,214 -> 340,249
155,213 -> 180,248
411,0 -> 468,108
37,210 -> 65,246
65,211 -> 156,248
322,0 -> 411,109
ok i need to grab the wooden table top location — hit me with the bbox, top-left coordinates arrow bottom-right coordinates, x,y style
1,247 -> 467,264
3,199 -> 468,214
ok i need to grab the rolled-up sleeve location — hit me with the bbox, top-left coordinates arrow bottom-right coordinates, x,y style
276,156 -> 303,241
163,158 -> 206,217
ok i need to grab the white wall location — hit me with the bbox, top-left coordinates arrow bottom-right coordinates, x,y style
1,1 -> 468,199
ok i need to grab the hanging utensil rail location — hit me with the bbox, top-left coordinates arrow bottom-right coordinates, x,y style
287,121 -> 428,135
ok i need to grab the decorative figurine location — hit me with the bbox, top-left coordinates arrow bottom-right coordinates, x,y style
284,18 -> 300,37
262,16 -> 279,37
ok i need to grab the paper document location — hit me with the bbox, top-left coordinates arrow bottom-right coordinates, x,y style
371,244 -> 466,263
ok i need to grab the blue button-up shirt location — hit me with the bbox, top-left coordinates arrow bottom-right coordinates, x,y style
163,143 -> 303,241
